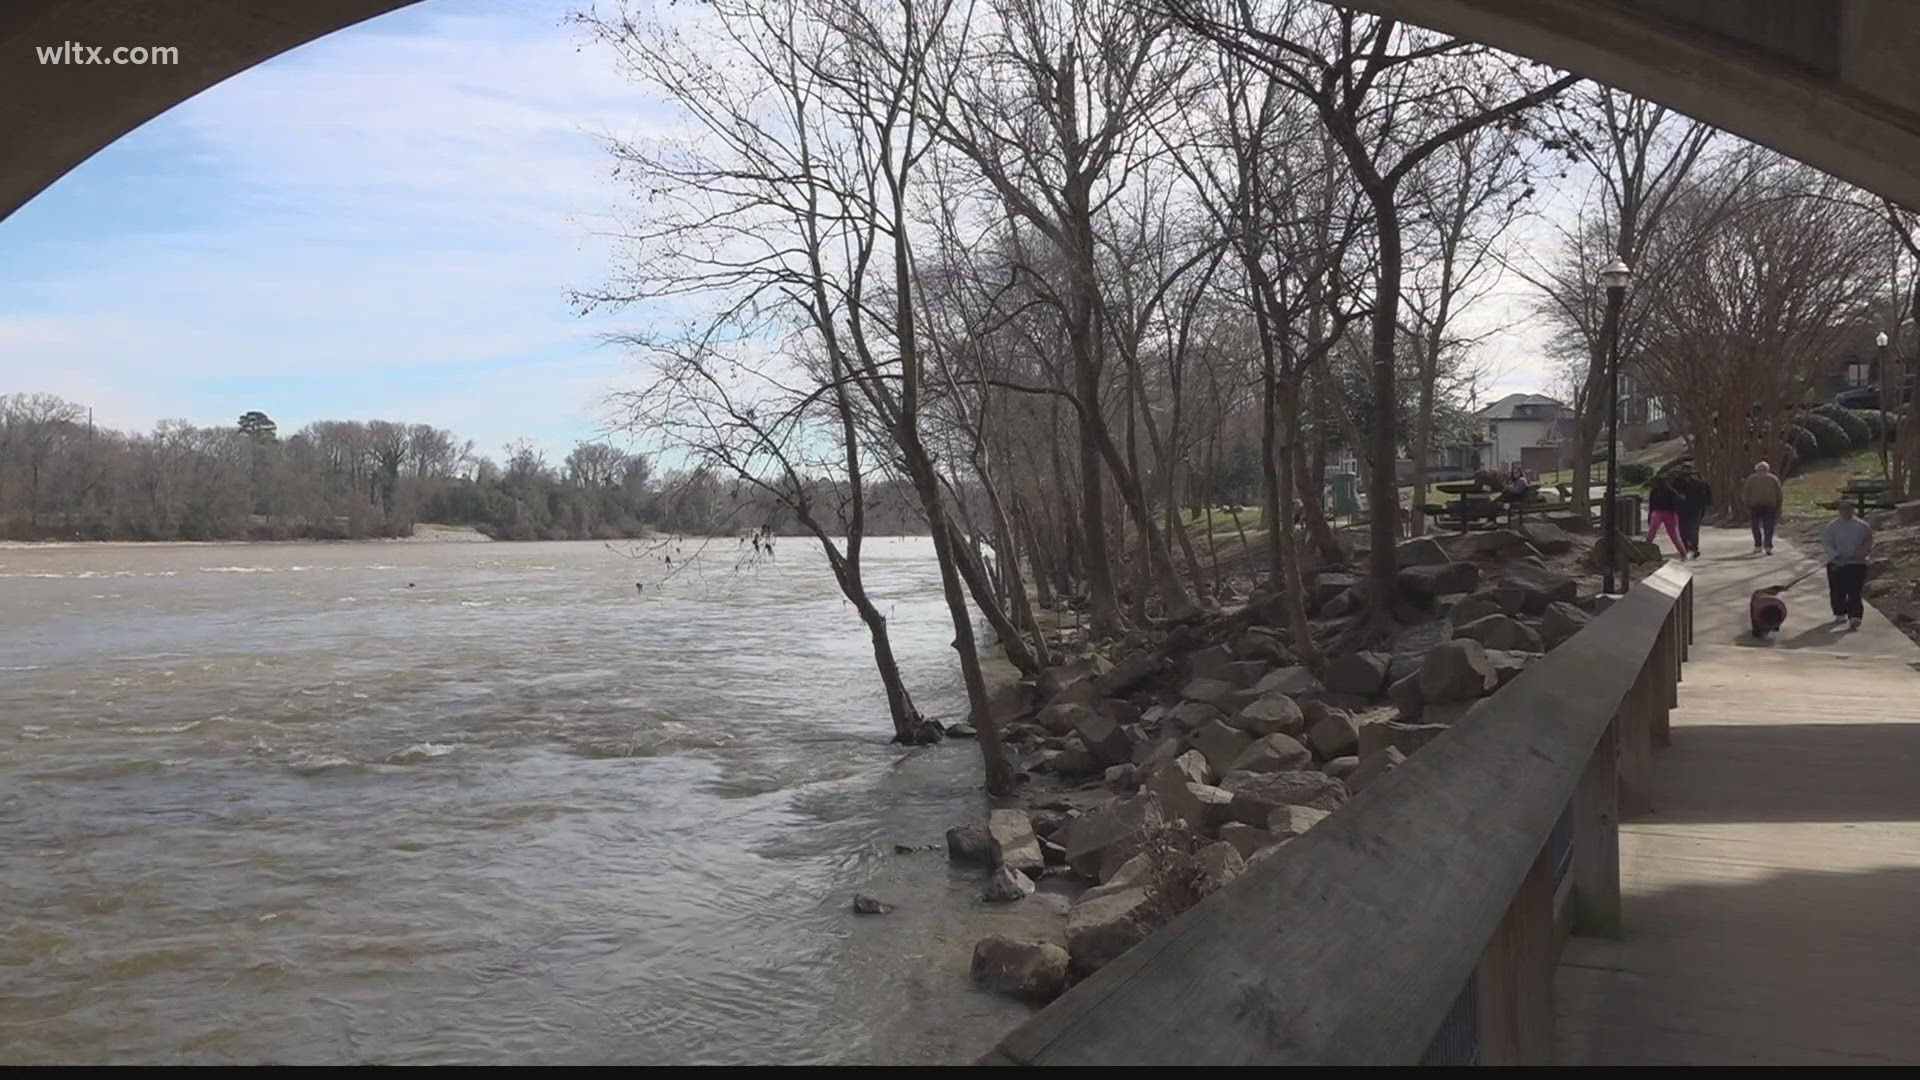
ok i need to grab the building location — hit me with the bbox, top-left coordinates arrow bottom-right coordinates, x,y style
1474,393 -> 1576,472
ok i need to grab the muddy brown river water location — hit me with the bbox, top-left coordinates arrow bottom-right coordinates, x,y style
0,537 -> 1051,1064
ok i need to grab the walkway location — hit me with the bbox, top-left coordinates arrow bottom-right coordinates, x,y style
1555,526 -> 1920,1064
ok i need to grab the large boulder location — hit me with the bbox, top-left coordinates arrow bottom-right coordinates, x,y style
1499,563 -> 1579,614
1444,592 -> 1504,627
1166,700 -> 1227,730
1346,745 -> 1407,793
1038,701 -> 1093,737
1482,649 -> 1539,686
1233,692 -> 1306,737
1221,770 -> 1347,822
987,680 -> 1040,725
1096,651 -> 1166,694
1229,732 -> 1314,773
1247,664 -> 1320,699
1518,519 -> 1576,554
988,809 -> 1044,874
1190,718 -> 1254,778
1453,613 -> 1545,653
1323,754 -> 1360,779
1309,571 -> 1361,611
1181,678 -> 1238,710
1388,672 -> 1425,719
1397,561 -> 1480,599
1132,735 -> 1183,771
1395,536 -> 1451,567
946,821 -> 996,867
1358,719 -> 1451,757
1185,644 -> 1237,683
971,937 -> 1071,1004
1062,793 -> 1164,881
1306,710 -> 1360,759
1323,651 -> 1391,696
1443,527 -> 1531,560
1321,588 -> 1364,619
1418,638 -> 1498,704
1219,821 -> 1273,860
1194,841 -> 1247,894
1157,779 -> 1235,833
1267,804 -> 1331,840
1066,883 -> 1153,976
1073,711 -> 1136,768
1540,600 -> 1591,650
1096,698 -> 1142,727
1234,630 -> 1291,665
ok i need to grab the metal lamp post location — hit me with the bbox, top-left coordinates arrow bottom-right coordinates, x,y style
1600,260 -> 1632,596
1877,329 -> 1892,482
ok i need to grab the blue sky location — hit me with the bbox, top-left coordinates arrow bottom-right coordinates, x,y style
0,0 -> 672,461
0,0 -> 1557,463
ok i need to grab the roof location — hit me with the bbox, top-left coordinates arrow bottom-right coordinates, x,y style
1474,392 -> 1570,420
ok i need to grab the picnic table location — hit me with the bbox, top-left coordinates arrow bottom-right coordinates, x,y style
1839,479 -> 1897,511
1419,483 -> 1504,532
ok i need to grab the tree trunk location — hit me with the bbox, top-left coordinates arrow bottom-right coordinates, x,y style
1364,193 -> 1404,636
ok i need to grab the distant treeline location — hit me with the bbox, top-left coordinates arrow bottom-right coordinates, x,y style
0,395 -> 931,541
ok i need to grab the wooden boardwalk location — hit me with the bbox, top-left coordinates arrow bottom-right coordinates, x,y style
1556,527 -> 1920,1064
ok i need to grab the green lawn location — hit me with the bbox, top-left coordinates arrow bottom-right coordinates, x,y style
1782,446 -> 1890,519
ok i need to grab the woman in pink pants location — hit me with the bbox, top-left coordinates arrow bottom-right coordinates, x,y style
1647,473 -> 1685,555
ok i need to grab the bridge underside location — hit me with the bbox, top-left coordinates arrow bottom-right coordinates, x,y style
5,1 -> 1920,221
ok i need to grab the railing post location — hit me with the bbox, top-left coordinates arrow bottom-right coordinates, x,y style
1476,843 -> 1557,1065
1654,619 -> 1674,749
1618,657 -> 1654,812
1570,718 -> 1622,937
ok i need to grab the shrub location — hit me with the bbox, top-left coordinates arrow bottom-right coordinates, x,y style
1827,408 -> 1872,448
1616,462 -> 1653,485
1802,412 -> 1851,457
1857,409 -> 1886,441
1785,424 -> 1820,463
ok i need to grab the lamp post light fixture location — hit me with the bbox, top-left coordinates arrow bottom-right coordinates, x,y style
1878,329 -> 1893,483
1600,259 -> 1632,596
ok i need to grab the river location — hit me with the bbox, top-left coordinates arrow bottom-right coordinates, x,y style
0,537 -> 1054,1064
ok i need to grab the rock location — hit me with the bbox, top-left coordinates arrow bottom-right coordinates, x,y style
1387,671 -> 1425,720
1229,732 -> 1314,773
1309,571 -> 1360,610
971,936 -> 1071,1004
1446,592 -> 1505,627
1038,701 -> 1092,737
1306,710 -> 1360,759
1358,719 -> 1451,757
1321,588 -> 1363,619
1185,644 -> 1237,682
1219,821 -> 1273,860
1234,630 -> 1291,664
946,821 -> 996,867
1222,660 -> 1270,687
942,719 -> 976,739
987,680 -> 1040,724
1165,748 -> 1215,787
1194,841 -> 1246,893
1585,593 -> 1618,616
1393,597 -> 1437,625
1066,884 -> 1153,976
1482,649 -> 1539,686
1502,563 -> 1578,613
1097,651 -> 1166,694
1541,600 -> 1590,649
982,865 -> 1037,902
1346,746 -> 1407,793
853,893 -> 895,915
1220,770 -> 1347,822
1132,736 -> 1183,771
1104,762 -> 1141,793
1096,698 -> 1142,726
1518,519 -> 1576,554
1323,651 -> 1391,696
1395,536 -> 1451,567
1040,836 -> 1068,866
1397,561 -> 1479,599
1190,718 -> 1254,778
1323,754 -> 1359,779
1486,584 -> 1528,615
1248,664 -> 1320,699
1029,743 -> 1100,778
1062,793 -> 1163,881
1267,804 -> 1331,840
1028,809 -> 1071,839
1232,692 -> 1306,737
1452,613 -> 1545,653
1442,527 -> 1531,560
1156,779 -> 1235,832
1181,678 -> 1238,710
1074,712 -> 1135,768
1166,700 -> 1227,730
1417,638 -> 1498,704
1423,699 -> 1484,725
989,809 -> 1045,873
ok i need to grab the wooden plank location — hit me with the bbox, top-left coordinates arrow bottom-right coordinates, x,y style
1617,660 -> 1653,812
986,565 -> 1692,1066
1476,845 -> 1556,1065
1569,718 -> 1620,937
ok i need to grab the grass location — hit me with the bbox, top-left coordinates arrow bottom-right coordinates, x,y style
1782,446 -> 1891,519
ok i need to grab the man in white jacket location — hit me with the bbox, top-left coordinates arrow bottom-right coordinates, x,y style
1822,500 -> 1875,631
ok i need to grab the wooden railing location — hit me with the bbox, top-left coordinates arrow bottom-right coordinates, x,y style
983,563 -> 1694,1066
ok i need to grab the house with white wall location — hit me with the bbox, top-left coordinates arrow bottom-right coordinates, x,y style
1476,393 -> 1575,471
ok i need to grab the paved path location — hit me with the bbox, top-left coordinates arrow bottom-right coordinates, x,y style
1555,527 -> 1920,1064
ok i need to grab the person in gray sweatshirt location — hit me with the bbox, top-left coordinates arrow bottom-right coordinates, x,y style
1822,500 -> 1875,630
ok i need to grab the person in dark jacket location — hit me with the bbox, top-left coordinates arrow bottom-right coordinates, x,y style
1646,473 -> 1685,556
1672,465 -> 1712,560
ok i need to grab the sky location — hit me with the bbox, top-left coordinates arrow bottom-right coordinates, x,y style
0,0 -> 1558,462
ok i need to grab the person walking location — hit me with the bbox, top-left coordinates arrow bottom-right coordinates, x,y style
1742,460 -> 1784,555
1821,499 -> 1874,630
1673,465 -> 1712,560
1646,472 -> 1686,556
